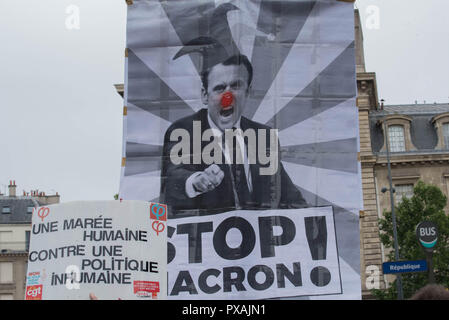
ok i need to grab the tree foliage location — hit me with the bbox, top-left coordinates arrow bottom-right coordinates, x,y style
372,180 -> 449,299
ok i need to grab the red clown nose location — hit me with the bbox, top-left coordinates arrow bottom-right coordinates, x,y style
221,91 -> 234,108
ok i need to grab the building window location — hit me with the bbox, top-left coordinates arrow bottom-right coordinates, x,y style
0,231 -> 13,251
27,206 -> 34,214
0,262 -> 13,284
395,184 -> 414,203
388,125 -> 406,152
2,206 -> 11,214
443,123 -> 449,149
25,231 -> 31,252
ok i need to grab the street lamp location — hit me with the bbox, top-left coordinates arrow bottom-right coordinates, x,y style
383,121 -> 404,300
381,187 -> 395,194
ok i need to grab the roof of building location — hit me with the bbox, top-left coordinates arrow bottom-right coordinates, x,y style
369,103 -> 449,153
371,103 -> 449,116
0,197 -> 41,224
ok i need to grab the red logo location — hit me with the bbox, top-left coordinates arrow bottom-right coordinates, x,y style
150,203 -> 167,221
152,220 -> 165,236
133,281 -> 160,299
37,207 -> 50,222
25,285 -> 43,300
150,203 -> 167,236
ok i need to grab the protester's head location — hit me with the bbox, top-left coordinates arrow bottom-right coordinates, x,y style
410,284 -> 449,300
201,54 -> 253,130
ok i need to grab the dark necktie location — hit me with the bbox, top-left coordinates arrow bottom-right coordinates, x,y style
228,128 -> 252,208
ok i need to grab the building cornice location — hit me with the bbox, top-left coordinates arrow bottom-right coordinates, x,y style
0,252 -> 28,257
375,152 -> 449,166
377,114 -> 413,124
360,154 -> 377,167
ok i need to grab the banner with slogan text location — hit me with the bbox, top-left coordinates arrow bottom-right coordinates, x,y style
168,207 -> 341,299
25,201 -> 167,300
121,0 -> 361,299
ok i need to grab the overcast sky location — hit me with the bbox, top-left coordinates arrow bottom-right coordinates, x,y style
1,0 -> 448,203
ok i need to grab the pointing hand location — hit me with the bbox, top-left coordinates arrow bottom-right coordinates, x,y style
192,164 -> 225,193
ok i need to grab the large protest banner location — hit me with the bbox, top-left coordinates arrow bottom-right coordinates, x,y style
121,0 -> 361,299
25,201 -> 167,300
168,207 -> 341,299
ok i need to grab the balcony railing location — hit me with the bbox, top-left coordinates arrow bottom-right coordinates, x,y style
0,241 -> 29,253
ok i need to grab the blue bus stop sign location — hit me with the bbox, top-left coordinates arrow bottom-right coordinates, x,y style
382,260 -> 427,274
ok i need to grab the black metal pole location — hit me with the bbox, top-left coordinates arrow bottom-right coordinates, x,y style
384,122 -> 404,300
426,251 -> 435,284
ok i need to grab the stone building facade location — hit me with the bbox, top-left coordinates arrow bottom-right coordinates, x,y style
355,10 -> 449,297
0,181 -> 60,300
367,104 -> 449,288
354,9 -> 385,298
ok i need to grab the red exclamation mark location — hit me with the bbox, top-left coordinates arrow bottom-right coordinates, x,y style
304,216 -> 331,287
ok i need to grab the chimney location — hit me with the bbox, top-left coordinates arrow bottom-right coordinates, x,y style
8,180 -> 16,197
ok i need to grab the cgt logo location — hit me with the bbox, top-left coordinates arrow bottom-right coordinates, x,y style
150,203 -> 167,237
25,285 -> 43,300
134,281 -> 160,299
150,203 -> 167,221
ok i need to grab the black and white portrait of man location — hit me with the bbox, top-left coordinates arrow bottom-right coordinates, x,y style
159,4 -> 308,215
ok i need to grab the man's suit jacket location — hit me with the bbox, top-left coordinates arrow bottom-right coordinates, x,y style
160,109 -> 308,216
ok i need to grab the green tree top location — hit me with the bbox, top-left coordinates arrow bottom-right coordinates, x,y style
373,180 -> 449,299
